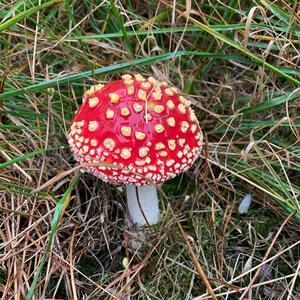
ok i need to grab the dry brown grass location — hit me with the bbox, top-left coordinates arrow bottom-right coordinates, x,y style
0,0 -> 300,299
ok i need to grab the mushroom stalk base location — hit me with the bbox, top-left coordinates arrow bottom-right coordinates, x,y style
126,185 -> 159,225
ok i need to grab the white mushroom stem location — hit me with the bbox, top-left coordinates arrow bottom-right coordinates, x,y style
126,185 -> 160,225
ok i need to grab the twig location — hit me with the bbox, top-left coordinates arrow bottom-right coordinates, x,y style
176,219 -> 217,300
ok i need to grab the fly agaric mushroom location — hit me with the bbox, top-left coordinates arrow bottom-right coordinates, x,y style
68,74 -> 203,225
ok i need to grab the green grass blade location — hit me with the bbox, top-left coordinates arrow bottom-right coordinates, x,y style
0,146 -> 64,170
240,90 -> 300,114
182,13 -> 300,87
1,52 -> 187,99
2,50 -> 299,102
209,120 -> 300,133
67,23 -> 299,40
108,0 -> 134,58
0,0 -> 39,23
139,9 -> 170,31
216,151 -> 300,222
260,0 -> 298,27
253,142 -> 295,205
0,0 -> 61,32
26,174 -> 81,300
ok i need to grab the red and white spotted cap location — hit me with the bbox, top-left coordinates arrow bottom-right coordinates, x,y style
68,74 -> 203,185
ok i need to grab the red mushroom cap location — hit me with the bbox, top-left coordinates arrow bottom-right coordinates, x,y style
68,74 -> 203,185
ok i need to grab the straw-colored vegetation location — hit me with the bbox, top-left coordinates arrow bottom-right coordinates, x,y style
0,0 -> 299,299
